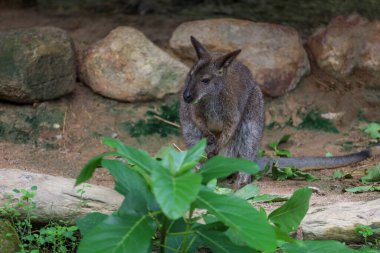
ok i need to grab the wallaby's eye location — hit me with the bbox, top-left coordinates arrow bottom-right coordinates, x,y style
201,78 -> 210,85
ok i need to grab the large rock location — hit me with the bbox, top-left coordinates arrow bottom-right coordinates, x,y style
0,219 -> 20,253
170,18 -> 310,97
0,27 -> 76,103
0,169 -> 123,224
301,198 -> 380,242
309,14 -> 380,79
79,26 -> 189,102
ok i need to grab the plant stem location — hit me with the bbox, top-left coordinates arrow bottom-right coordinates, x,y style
160,216 -> 169,253
167,231 -> 194,236
179,208 -> 195,253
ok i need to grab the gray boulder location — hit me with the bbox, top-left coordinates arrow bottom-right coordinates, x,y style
79,26 -> 189,102
0,26 -> 76,103
170,18 -> 310,97
301,198 -> 380,242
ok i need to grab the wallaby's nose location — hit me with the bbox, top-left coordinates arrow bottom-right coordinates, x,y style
183,91 -> 193,103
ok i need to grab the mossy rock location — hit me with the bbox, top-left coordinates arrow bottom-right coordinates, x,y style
0,26 -> 76,103
0,219 -> 20,253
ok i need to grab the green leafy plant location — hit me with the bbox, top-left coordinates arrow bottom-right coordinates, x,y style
268,134 -> 293,158
75,138 -> 319,252
344,185 -> 380,193
298,109 -> 339,133
272,165 -> 317,182
0,186 -> 79,253
361,164 -> 380,184
360,122 -> 380,139
75,138 -> 371,253
332,170 -> 353,180
356,224 -> 380,248
344,164 -> 380,193
121,102 -> 180,138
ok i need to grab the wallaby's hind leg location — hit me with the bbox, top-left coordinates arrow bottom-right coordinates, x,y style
219,110 -> 264,188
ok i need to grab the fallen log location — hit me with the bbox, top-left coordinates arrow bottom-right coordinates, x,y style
0,169 -> 123,224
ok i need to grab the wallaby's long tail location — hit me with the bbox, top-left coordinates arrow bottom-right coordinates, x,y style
256,150 -> 371,171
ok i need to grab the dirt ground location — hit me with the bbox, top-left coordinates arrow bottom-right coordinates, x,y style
0,8 -> 379,208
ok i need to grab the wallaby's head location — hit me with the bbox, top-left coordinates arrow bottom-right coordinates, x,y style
182,36 -> 241,104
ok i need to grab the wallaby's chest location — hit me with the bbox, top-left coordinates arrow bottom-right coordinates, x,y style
203,101 -> 224,132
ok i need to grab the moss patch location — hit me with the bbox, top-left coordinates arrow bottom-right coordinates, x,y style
298,109 -> 339,133
0,106 -> 64,144
0,219 -> 20,253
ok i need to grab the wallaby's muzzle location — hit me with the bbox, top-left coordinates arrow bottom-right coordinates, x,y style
183,90 -> 194,103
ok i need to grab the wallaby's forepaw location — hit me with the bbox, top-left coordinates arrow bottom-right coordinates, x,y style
233,172 -> 252,190
207,150 -> 217,159
206,134 -> 216,145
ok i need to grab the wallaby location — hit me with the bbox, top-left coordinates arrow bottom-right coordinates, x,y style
180,36 -> 371,188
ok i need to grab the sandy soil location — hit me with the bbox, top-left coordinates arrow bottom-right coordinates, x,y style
0,8 -> 379,208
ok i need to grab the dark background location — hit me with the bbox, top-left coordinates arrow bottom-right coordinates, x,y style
2,0 -> 380,34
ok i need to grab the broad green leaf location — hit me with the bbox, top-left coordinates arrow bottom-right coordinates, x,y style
206,178 -> 218,190
200,156 -> 260,183
281,240 -> 359,253
360,122 -> 380,139
78,214 -> 155,253
268,141 -> 278,150
75,151 -> 118,186
344,185 -> 380,193
272,166 -> 294,181
224,228 -> 249,247
159,146 -> 187,173
152,169 -> 202,219
197,230 -> 255,253
234,184 -> 260,200
195,188 -> 277,252
269,187 -> 312,233
294,170 -> 317,182
361,164 -> 380,183
250,194 -> 288,203
183,139 -> 207,166
333,170 -> 344,179
102,138 -> 162,174
76,212 -> 108,237
269,135 -> 293,157
156,140 -> 205,175
101,159 -> 158,214
276,149 -> 293,158
203,214 -> 220,225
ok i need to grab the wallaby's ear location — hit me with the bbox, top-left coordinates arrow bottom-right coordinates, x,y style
215,49 -> 241,69
190,36 -> 209,59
